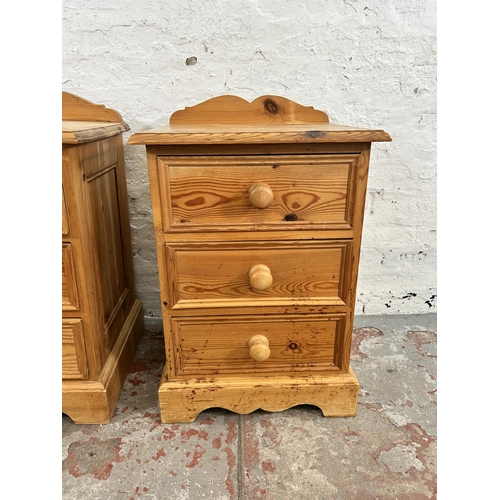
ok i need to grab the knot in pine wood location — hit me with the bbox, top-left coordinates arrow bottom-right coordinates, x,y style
264,98 -> 279,115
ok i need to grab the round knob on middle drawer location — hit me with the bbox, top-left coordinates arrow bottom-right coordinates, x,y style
248,335 -> 271,362
248,182 -> 274,209
249,264 -> 273,291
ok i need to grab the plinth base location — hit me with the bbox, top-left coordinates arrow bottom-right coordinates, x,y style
158,366 -> 359,423
62,300 -> 144,424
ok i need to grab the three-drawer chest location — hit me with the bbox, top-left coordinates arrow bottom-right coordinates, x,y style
62,92 -> 144,423
128,95 -> 391,423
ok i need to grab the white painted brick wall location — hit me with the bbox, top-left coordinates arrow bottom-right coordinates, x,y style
62,0 -> 437,326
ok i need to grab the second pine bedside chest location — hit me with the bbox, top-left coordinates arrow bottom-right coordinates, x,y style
128,95 -> 391,423
62,92 -> 144,423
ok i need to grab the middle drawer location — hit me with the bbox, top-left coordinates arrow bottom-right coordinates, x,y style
164,240 -> 351,309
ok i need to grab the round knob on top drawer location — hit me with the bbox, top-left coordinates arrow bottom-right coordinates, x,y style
249,264 -> 273,291
248,182 -> 274,209
248,335 -> 271,362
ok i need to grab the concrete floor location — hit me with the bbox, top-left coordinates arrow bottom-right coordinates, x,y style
62,313 -> 437,499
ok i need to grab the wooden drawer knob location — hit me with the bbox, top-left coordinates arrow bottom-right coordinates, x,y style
248,335 -> 271,362
249,264 -> 273,291
248,182 -> 274,209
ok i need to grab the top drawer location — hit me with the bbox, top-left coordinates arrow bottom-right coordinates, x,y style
157,155 -> 358,232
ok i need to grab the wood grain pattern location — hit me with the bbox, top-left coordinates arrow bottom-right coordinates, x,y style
62,319 -> 88,379
158,367 -> 359,423
159,155 -> 354,231
170,95 -> 329,125
62,121 -> 129,144
62,186 -> 69,234
171,314 -> 346,376
129,95 -> 391,145
146,143 -> 364,156
160,228 -> 354,243
62,300 -> 144,424
62,243 -> 80,312
63,91 -> 124,122
62,92 -> 143,424
81,136 -> 118,176
86,166 -> 127,324
165,240 -> 349,309
130,94 -> 389,422
63,92 -> 129,144
129,123 -> 391,145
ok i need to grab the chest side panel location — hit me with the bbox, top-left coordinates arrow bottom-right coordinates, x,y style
80,137 -> 134,347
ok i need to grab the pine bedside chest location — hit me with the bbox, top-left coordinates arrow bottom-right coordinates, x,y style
62,92 -> 144,424
128,95 -> 391,423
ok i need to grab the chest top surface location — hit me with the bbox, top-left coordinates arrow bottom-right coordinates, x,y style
127,95 -> 391,145
62,91 -> 129,144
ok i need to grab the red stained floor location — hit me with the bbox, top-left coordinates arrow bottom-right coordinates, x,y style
63,313 -> 437,499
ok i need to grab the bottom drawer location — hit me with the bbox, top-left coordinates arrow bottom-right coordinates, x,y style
171,314 -> 347,376
62,319 -> 89,379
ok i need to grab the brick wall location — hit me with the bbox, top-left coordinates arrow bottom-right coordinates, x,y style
62,0 -> 437,325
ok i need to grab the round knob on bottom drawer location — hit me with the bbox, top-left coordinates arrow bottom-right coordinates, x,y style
248,182 -> 274,209
248,335 -> 271,362
249,264 -> 273,291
